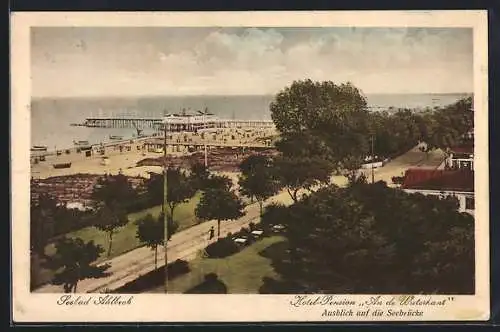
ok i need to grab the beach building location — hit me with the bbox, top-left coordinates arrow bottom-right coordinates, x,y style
401,168 -> 474,215
162,113 -> 219,132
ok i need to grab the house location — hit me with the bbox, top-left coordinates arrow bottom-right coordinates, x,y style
401,168 -> 474,215
444,145 -> 474,171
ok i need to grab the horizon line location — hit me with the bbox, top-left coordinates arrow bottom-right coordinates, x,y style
32,92 -> 474,100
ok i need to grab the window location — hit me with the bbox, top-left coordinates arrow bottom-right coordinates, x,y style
465,196 -> 475,210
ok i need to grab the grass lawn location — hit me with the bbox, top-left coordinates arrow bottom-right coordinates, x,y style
147,235 -> 286,294
34,193 -> 202,290
44,192 -> 202,262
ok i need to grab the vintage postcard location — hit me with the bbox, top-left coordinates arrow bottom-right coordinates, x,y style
11,10 -> 489,322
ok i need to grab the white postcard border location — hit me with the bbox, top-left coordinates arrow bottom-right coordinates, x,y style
11,10 -> 489,322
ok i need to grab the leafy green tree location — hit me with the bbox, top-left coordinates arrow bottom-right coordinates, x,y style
419,97 -> 473,151
158,211 -> 179,243
91,174 -> 137,257
93,203 -> 129,257
145,172 -> 164,206
91,174 -> 137,208
30,194 -> 58,257
238,155 -> 279,216
45,237 -> 110,293
270,79 -> 371,170
205,174 -> 233,191
164,168 -> 197,225
260,182 -> 474,294
261,203 -> 290,227
273,156 -> 332,202
195,188 -> 245,239
147,168 -> 198,217
368,110 -> 421,159
136,213 -> 178,269
190,161 -> 210,190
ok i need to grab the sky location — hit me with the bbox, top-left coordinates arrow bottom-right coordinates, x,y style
31,27 -> 473,97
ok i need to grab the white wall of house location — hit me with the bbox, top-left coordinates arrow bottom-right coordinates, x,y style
445,153 -> 474,171
403,188 -> 474,216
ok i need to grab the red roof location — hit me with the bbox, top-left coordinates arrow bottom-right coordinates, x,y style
450,145 -> 474,154
402,168 -> 474,192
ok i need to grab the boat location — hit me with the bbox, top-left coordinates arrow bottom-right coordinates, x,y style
73,140 -> 90,146
31,145 -> 48,152
109,135 -> 123,140
53,162 -> 72,169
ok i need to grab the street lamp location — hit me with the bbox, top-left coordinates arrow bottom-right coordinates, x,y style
162,120 -> 169,293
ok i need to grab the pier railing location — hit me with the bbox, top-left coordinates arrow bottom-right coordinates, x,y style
73,117 -> 275,130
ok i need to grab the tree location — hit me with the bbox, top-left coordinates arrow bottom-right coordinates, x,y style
92,174 -> 137,208
190,161 -> 210,190
195,188 -> 245,239
146,168 -> 197,225
30,194 -> 58,257
165,168 -> 197,227
418,97 -> 473,151
93,203 -> 129,257
260,182 -> 474,294
205,174 -> 233,191
45,237 -> 110,293
368,110 -> 421,159
273,156 -> 332,202
145,172 -> 164,206
270,80 -> 371,170
136,213 -> 178,269
238,155 -> 279,216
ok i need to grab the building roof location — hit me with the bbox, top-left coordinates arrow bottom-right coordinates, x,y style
450,144 -> 474,154
402,168 -> 474,192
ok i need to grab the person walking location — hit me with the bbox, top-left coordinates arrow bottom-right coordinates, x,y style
208,226 -> 215,242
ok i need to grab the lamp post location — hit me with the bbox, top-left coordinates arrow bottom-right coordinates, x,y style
204,143 -> 208,167
163,121 -> 169,293
371,135 -> 375,184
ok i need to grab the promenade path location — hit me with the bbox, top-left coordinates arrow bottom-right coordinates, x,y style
35,191 -> 293,293
34,146 -> 445,293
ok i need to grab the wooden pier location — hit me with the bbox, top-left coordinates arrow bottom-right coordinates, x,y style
73,117 -> 275,131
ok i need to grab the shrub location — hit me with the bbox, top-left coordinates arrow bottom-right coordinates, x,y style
239,227 -> 250,236
185,273 -> 228,294
391,176 -> 405,185
205,238 -> 239,258
168,259 -> 190,280
113,259 -> 190,293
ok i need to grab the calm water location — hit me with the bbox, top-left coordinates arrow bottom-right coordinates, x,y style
31,93 -> 471,150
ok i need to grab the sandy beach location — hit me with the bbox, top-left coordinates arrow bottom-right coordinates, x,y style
31,128 -> 278,180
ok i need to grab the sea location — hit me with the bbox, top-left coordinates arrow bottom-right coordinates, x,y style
30,93 -> 471,150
